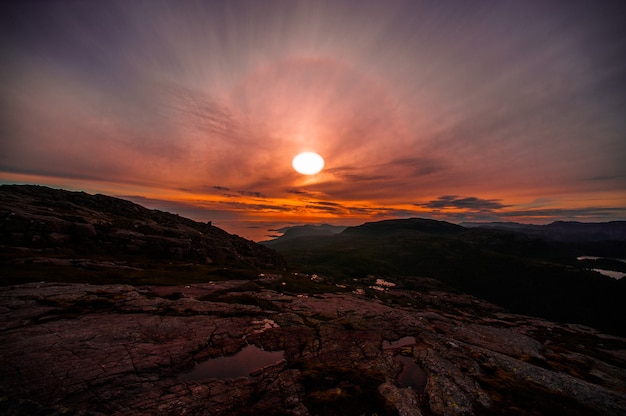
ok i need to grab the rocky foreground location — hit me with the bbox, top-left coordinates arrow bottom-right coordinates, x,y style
1,276 -> 625,416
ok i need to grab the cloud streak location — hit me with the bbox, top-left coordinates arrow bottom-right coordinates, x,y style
1,0 -> 625,239
419,196 -> 508,211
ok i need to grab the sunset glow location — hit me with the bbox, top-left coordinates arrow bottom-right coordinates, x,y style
292,152 -> 325,175
1,1 -> 625,240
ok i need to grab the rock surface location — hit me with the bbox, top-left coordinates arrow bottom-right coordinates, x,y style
1,276 -> 624,416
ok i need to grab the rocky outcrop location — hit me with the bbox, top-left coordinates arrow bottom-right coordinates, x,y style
1,276 -> 624,415
0,185 -> 284,268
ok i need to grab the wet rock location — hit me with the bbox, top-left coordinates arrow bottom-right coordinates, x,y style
378,381 -> 422,416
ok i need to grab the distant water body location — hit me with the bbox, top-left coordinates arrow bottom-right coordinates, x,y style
577,256 -> 626,280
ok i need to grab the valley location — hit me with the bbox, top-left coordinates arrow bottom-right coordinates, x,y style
1,185 -> 625,415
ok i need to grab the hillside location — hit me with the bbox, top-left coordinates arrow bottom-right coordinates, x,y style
264,218 -> 626,336
462,220 -> 626,242
462,221 -> 626,258
0,185 -> 284,284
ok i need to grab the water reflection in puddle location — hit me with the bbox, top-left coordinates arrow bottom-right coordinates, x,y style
382,336 -> 427,392
395,355 -> 427,392
181,344 -> 285,381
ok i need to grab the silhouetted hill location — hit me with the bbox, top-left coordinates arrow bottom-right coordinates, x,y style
343,217 -> 465,237
0,185 -> 284,270
462,220 -> 626,258
269,218 -> 626,336
462,220 -> 626,242
261,224 -> 346,247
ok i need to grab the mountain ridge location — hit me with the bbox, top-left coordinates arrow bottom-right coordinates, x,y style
0,184 -> 284,270
461,220 -> 626,242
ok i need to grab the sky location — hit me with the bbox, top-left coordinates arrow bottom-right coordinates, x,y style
1,0 -> 625,241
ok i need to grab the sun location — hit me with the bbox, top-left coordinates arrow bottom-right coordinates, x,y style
292,152 -> 325,175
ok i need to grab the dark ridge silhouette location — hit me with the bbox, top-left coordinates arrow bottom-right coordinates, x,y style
462,220 -> 626,242
0,184 -> 284,269
342,217 -> 465,237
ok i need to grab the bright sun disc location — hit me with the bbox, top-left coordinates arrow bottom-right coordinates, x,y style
292,152 -> 325,175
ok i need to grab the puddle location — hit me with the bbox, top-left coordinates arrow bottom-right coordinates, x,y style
381,337 -> 427,392
181,344 -> 285,381
395,355 -> 427,392
382,336 -> 416,350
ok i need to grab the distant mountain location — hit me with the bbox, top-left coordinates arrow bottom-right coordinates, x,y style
462,220 -> 626,242
343,217 -> 465,237
261,224 -> 346,247
0,185 -> 284,268
268,217 -> 626,336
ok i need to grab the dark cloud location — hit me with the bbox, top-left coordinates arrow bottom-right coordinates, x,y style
418,196 -> 508,211
303,204 -> 342,214
284,188 -> 318,198
118,195 -> 240,221
325,166 -> 391,182
237,190 -> 265,198
311,201 -> 343,207
585,175 -> 626,183
215,200 -> 293,213
385,157 -> 448,177
164,84 -> 238,138
342,173 -> 391,182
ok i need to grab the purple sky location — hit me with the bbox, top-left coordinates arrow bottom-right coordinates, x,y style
1,0 -> 625,240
